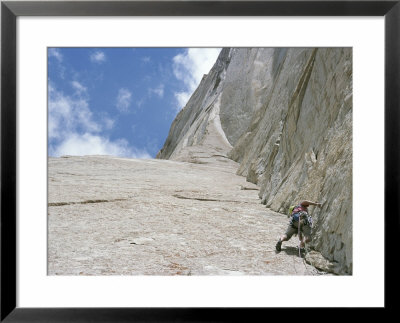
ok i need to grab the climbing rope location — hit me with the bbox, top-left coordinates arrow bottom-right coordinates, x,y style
298,214 -> 301,257
297,214 -> 315,275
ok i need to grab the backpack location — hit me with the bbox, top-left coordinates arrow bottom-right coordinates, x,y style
287,205 -> 295,217
292,212 -> 305,222
289,204 -> 309,225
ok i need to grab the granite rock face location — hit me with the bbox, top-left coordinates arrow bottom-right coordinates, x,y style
48,156 -> 327,276
157,48 -> 352,274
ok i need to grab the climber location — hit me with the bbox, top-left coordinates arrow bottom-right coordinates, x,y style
275,200 -> 322,253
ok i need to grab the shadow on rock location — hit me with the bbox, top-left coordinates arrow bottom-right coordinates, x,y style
280,246 -> 305,257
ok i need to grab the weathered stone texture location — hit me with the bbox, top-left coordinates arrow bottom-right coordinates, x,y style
48,156 -> 327,276
158,48 -> 352,274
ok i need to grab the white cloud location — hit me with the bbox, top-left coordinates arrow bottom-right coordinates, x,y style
48,48 -> 66,78
173,48 -> 221,110
148,84 -> 164,98
71,81 -> 87,94
116,88 -> 132,112
136,98 -> 145,109
51,133 -> 151,159
174,92 -> 191,110
103,117 -> 115,130
90,51 -> 106,63
48,84 -> 100,140
49,83 -> 150,159
48,48 -> 63,62
142,56 -> 151,63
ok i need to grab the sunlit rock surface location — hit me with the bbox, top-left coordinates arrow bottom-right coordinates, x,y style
48,155 -> 329,275
157,48 -> 352,274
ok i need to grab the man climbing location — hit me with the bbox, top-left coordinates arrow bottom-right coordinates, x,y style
275,200 -> 322,253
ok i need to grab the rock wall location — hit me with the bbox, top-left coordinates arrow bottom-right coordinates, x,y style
157,48 -> 352,274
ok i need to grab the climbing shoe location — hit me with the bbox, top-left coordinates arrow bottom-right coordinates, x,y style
275,239 -> 282,252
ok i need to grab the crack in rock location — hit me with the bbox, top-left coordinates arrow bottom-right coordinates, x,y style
48,198 -> 126,207
240,185 -> 259,191
172,194 -> 250,204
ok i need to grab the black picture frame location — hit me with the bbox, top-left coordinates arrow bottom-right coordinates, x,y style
1,0 -> 398,321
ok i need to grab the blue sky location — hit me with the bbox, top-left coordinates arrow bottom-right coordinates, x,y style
48,47 -> 221,158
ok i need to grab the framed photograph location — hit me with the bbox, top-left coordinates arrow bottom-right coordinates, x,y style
1,0 -> 397,320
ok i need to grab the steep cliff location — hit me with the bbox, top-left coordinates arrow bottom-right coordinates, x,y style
157,48 -> 352,275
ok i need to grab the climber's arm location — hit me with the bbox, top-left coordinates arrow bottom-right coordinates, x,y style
301,200 -> 322,207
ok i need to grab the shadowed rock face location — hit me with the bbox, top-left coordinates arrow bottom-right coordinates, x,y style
157,48 -> 352,275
